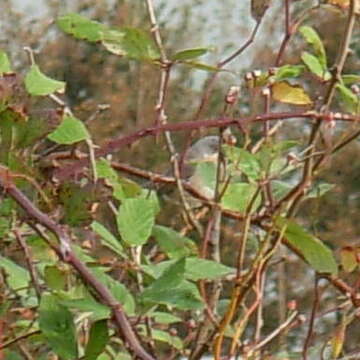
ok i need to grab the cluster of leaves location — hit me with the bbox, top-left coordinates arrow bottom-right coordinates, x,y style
1,2 -> 360,360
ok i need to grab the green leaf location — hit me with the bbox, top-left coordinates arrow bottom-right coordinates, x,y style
185,258 -> 234,280
150,311 -> 182,324
307,182 -> 335,199
58,183 -> 94,226
152,225 -> 197,259
138,189 -> 161,214
0,50 -> 12,75
272,180 -> 292,199
44,265 -> 67,291
57,13 -> 107,42
0,256 -> 30,291
91,269 -> 135,315
96,158 -> 126,200
272,81 -> 312,105
171,47 -> 209,61
91,221 -> 125,258
27,235 -> 57,263
181,60 -> 220,72
96,158 -> 119,183
340,247 -> 358,273
276,217 -> 338,275
39,294 -> 78,360
299,26 -> 327,69
143,257 -> 234,281
222,183 -> 260,213
271,140 -> 299,153
101,28 -> 159,61
48,115 -> 90,144
274,64 -> 305,81
3,351 -> 23,360
141,258 -> 202,310
0,301 -> 10,317
25,64 -> 65,96
224,145 -> 261,180
342,74 -> 360,85
301,52 -> 331,80
150,329 -> 183,350
142,259 -> 178,279
84,320 -> 109,360
119,177 -> 142,198
142,279 -> 203,311
117,198 -> 155,246
61,297 -> 111,321
336,83 -> 359,113
144,258 -> 185,291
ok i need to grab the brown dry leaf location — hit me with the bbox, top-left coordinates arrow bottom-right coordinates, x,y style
340,246 -> 358,272
272,81 -> 312,105
251,0 -> 272,22
331,320 -> 347,358
327,0 -> 349,9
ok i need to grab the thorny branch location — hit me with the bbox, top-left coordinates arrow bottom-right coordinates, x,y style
53,110 -> 360,181
0,174 -> 155,360
145,0 -> 203,236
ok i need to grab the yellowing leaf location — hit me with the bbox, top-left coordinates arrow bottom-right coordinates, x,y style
272,81 -> 312,105
331,320 -> 347,358
0,51 -> 12,75
340,246 -> 358,272
327,0 -> 349,9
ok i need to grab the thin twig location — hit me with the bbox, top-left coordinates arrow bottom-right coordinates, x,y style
0,330 -> 41,350
302,276 -> 321,360
145,0 -> 203,236
13,230 -> 42,301
191,89 -> 239,359
275,3 -> 321,66
322,0 -> 357,112
229,263 -> 265,357
249,310 -> 299,354
275,0 -> 291,66
193,21 -> 261,122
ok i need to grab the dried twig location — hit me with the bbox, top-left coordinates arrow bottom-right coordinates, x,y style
303,276 -> 321,360
13,230 -> 42,301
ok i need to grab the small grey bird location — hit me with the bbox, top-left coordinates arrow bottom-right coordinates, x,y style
183,136 -> 220,200
153,132 -> 235,205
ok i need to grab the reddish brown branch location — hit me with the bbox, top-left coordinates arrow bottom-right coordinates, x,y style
53,111 -> 360,181
302,277 -> 321,360
0,330 -> 41,350
0,178 -> 155,360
